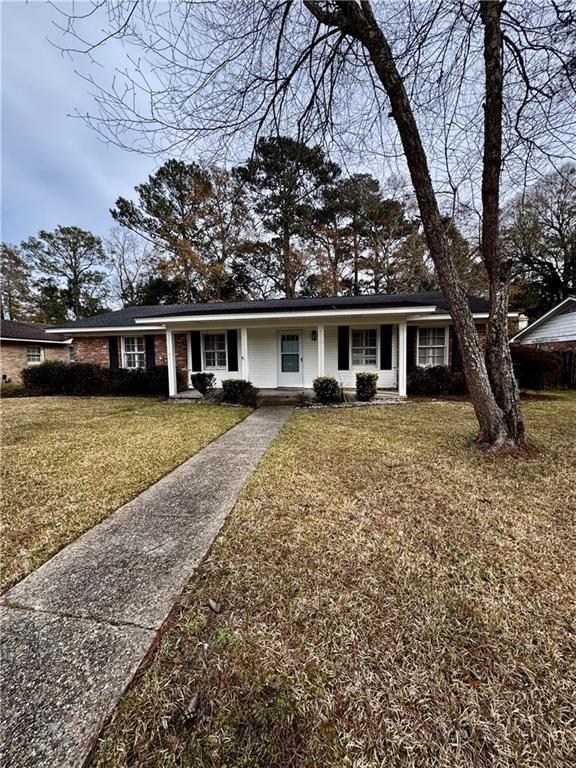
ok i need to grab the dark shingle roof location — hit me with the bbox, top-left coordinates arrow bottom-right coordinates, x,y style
54,291 -> 490,330
0,319 -> 71,343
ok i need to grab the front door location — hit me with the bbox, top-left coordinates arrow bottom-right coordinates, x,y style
278,331 -> 303,387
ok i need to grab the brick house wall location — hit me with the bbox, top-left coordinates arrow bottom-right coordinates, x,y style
72,333 -> 189,391
1,342 -> 70,384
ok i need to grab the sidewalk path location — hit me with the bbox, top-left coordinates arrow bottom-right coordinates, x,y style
1,406 -> 293,768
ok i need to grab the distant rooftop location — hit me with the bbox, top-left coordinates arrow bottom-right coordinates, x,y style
1,319 -> 72,343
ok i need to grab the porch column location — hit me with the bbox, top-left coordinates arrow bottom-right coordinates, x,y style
166,329 -> 177,397
317,325 -> 325,377
240,327 -> 249,381
398,321 -> 407,397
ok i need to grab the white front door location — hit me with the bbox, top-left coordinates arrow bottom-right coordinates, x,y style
278,331 -> 303,387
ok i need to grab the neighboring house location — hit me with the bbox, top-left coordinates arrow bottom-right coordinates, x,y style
0,320 -> 73,385
49,291 -> 503,397
511,296 -> 576,388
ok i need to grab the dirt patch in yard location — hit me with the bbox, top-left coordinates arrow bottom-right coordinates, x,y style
92,397 -> 575,768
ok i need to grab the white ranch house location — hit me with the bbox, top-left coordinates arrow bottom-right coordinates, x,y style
51,291 -> 499,398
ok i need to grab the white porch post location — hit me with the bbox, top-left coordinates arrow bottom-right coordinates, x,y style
240,326 -> 249,381
166,329 -> 177,397
317,325 -> 325,377
398,321 -> 407,397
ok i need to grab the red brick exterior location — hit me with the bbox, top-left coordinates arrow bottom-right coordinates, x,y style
72,333 -> 190,391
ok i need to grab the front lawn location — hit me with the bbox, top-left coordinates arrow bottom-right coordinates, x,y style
1,397 -> 249,589
93,396 -> 575,768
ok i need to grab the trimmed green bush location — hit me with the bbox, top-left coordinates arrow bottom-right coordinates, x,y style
407,365 -> 467,396
221,378 -> 260,407
21,361 -> 169,396
313,376 -> 342,404
511,346 -> 563,390
356,372 -> 379,402
191,372 -> 216,396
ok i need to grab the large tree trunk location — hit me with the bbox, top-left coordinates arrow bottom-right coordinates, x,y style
480,1 -> 525,443
305,1 -> 524,449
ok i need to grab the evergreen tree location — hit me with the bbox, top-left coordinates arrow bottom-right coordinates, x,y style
22,226 -> 109,320
236,136 -> 340,297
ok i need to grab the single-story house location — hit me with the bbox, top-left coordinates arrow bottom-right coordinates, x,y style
0,320 -> 73,385
510,296 -> 576,388
49,291 -> 505,398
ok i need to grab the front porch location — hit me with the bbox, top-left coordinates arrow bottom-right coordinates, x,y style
144,310 -> 416,400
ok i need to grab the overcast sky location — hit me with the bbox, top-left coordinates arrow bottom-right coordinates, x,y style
1,1 -> 158,245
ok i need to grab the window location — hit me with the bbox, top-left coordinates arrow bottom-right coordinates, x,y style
26,345 -> 42,364
123,336 -> 145,369
68,345 -> 76,361
352,329 -> 377,367
417,327 -> 447,367
203,333 -> 227,369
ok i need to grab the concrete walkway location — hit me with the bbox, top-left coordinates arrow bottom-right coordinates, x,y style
1,406 -> 293,768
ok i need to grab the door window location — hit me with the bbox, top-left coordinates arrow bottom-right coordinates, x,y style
281,334 -> 300,372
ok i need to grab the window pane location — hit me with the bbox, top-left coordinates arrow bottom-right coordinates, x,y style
125,337 -> 144,353
281,353 -> 299,372
26,346 -> 41,363
417,327 -> 446,367
204,333 -> 227,368
352,329 -> 377,367
281,335 -> 299,354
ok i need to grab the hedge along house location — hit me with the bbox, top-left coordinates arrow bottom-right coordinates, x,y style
50,291 -> 500,398
510,296 -> 576,388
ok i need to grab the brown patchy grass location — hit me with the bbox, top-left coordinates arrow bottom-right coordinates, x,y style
1,397 -> 249,589
93,396 -> 576,768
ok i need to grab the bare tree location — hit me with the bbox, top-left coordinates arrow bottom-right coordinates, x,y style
105,227 -> 155,306
57,1 -> 576,449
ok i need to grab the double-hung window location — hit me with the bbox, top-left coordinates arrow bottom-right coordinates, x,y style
26,345 -> 42,364
123,336 -> 145,369
417,327 -> 447,367
352,329 -> 377,367
203,333 -> 227,369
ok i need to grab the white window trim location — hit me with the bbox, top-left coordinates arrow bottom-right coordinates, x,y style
350,326 -> 379,369
26,345 -> 44,365
202,331 -> 228,371
120,336 -> 146,369
416,326 -> 449,367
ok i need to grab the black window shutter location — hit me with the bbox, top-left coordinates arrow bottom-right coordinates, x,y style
190,331 -> 202,372
380,325 -> 393,369
227,329 -> 239,372
337,326 -> 349,371
145,335 -> 156,369
450,327 -> 463,372
407,327 -> 417,372
108,337 -> 119,369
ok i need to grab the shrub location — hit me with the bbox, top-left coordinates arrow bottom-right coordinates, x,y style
22,360 -> 70,393
20,361 -> 169,396
356,372 -> 379,402
313,376 -> 342,404
1,383 -> 31,398
191,372 -> 216,396
407,365 -> 468,396
221,378 -> 260,407
511,346 -> 563,390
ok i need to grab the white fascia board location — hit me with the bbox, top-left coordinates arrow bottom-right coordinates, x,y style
1,336 -> 73,344
510,296 -> 575,343
135,305 -> 439,325
48,325 -> 165,334
408,312 -> 517,322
